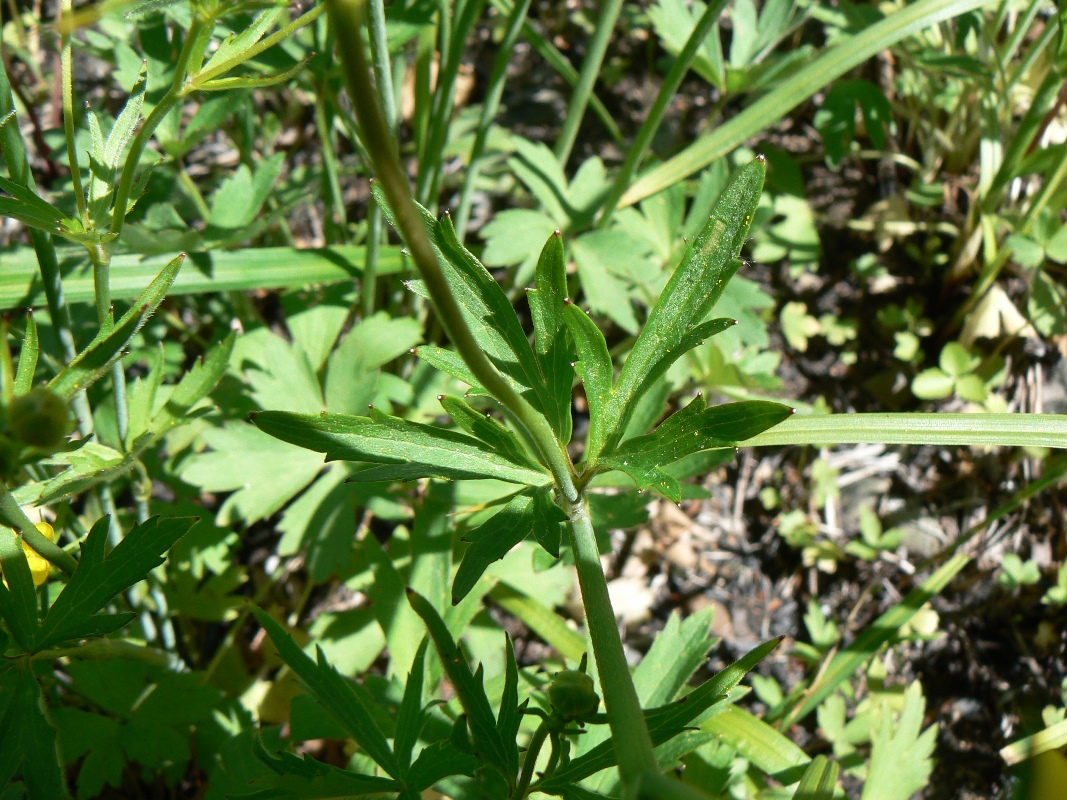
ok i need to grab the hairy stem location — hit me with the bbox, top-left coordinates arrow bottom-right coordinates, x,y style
328,0 -> 578,500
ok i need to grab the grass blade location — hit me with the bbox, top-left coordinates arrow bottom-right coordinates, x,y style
619,0 -> 992,208
744,412 -> 1067,449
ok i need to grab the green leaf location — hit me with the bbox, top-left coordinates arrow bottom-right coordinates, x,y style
539,636 -> 782,790
0,245 -> 405,309
246,740 -> 400,796
531,485 -> 566,558
199,54 -> 313,91
528,230 -> 575,443
0,174 -> 67,228
35,515 -> 194,650
406,590 -> 513,785
179,422 -> 324,526
252,408 -> 550,486
375,187 -> 556,422
394,638 -> 430,774
498,633 -> 521,776
0,525 -> 39,650
621,0 -> 993,207
439,395 -> 541,472
49,253 -> 183,398
938,341 -> 978,377
600,397 -> 793,500
564,304 -> 612,432
406,739 -> 481,791
787,554 -> 969,723
860,683 -> 935,800
150,332 -> 235,436
413,345 -> 487,394
452,492 -> 536,604
251,608 -> 402,779
207,154 -> 285,231
0,671 -> 68,798
588,158 -> 765,463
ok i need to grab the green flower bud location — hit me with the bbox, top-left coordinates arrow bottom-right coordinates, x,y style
547,670 -> 599,719
8,388 -> 73,449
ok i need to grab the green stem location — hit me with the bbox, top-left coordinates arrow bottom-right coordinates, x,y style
0,57 -> 78,366
30,637 -> 180,667
0,481 -> 77,576
597,0 -> 727,228
416,0 -> 488,205
553,0 -> 624,166
328,0 -> 577,500
109,11 -> 213,238
515,720 -> 550,799
488,0 -> 623,148
362,0 -> 396,314
566,498 -> 658,790
455,0 -> 532,239
60,0 -> 86,222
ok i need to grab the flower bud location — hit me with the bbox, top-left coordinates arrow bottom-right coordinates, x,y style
8,388 -> 73,449
547,669 -> 599,719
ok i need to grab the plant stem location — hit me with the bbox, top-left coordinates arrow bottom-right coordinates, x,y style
60,0 -> 86,223
0,481 -> 77,576
515,720 -> 550,799
0,58 -> 79,367
363,0 -> 396,315
455,0 -> 532,240
328,0 -> 578,500
553,0 -> 624,167
566,497 -> 659,791
597,0 -> 727,228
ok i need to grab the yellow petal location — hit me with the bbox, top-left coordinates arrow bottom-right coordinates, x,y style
22,521 -> 54,587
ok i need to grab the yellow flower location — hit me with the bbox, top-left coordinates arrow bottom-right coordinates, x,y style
23,521 -> 54,587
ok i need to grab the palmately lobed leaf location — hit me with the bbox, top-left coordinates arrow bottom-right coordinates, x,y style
585,157 -> 766,464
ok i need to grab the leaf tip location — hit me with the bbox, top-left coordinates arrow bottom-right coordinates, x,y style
554,228 -> 562,238
756,152 -> 766,163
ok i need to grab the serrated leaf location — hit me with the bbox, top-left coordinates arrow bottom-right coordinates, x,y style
539,636 -> 782,790
374,187 -> 558,427
34,515 -> 194,650
0,174 -> 67,226
498,634 -> 521,776
0,525 -> 39,650
531,485 -> 566,558
452,493 -> 535,604
149,332 -> 235,436
564,304 -> 612,429
49,253 -> 183,398
199,54 -> 313,91
251,608 -> 402,779
406,739 -> 481,791
600,397 -> 793,500
252,408 -> 550,486
394,638 -> 430,774
587,158 -> 765,463
12,315 -> 35,398
860,683 -> 935,800
439,395 -> 541,471
528,230 -> 574,443
199,6 -> 287,77
0,671 -> 67,798
246,740 -> 400,797
414,345 -> 487,394
406,590 -> 513,784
